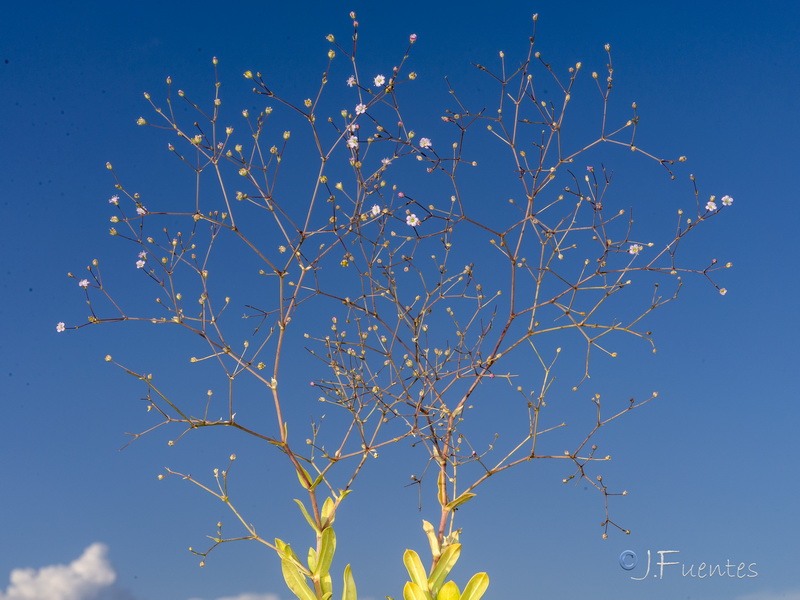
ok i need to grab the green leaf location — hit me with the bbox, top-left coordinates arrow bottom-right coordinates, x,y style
445,492 -> 476,511
310,472 -> 325,490
315,526 -> 336,577
321,496 -> 336,526
436,581 -> 460,600
275,539 -> 305,573
281,557 -> 316,600
403,582 -> 428,600
421,521 -> 440,560
402,550 -> 429,592
427,544 -> 461,598
460,573 -> 489,600
296,465 -> 314,490
342,564 -> 357,600
294,499 -> 321,533
321,572 -> 332,598
307,547 -> 317,573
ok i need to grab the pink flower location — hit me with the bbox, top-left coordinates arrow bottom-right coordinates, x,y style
346,75 -> 356,87
410,34 -> 418,43
586,166 -> 594,173
628,244 -> 643,255
406,214 -> 421,227
78,279 -> 89,288
108,195 -> 119,205
138,251 -> 147,259
705,200 -> 717,211
397,192 -> 405,198
419,137 -> 432,149
721,195 -> 733,206
136,206 -> 148,216
56,322 -> 66,333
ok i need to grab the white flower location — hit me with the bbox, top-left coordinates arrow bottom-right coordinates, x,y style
419,137 -> 432,149
346,75 -> 356,87
56,322 -> 66,333
374,74 -> 386,87
628,244 -> 643,255
719,288 -> 728,296
371,204 -> 381,217
138,251 -> 147,259
347,136 -> 359,150
355,103 -> 366,115
78,279 -> 89,288
136,260 -> 146,269
406,214 -> 421,227
108,195 -> 119,205
705,200 -> 717,211
381,157 -> 392,166
721,195 -> 734,206
136,206 -> 147,216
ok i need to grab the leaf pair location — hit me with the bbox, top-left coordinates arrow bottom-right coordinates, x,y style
401,543 -> 489,600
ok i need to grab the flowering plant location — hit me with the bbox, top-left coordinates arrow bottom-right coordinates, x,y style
61,13 -> 732,600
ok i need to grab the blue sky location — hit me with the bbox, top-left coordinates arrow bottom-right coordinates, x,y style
2,1 -> 799,600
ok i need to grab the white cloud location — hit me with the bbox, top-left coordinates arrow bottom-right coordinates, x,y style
0,543 -> 116,600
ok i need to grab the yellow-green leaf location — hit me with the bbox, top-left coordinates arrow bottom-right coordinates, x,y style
315,526 -> 336,577
307,547 -> 317,573
402,550 -> 429,591
321,496 -> 336,527
427,544 -> 461,598
342,564 -> 357,600
403,581 -> 428,600
310,472 -> 325,490
275,539 -> 305,573
436,581 -> 460,600
422,520 -> 440,560
294,499 -> 321,533
445,492 -> 476,511
296,465 -> 314,490
460,573 -> 489,600
321,572 -> 332,597
281,557 -> 316,600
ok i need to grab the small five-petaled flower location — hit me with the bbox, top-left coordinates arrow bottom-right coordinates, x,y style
406,214 -> 421,227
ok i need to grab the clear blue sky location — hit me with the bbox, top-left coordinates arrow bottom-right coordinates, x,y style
2,1 -> 798,600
